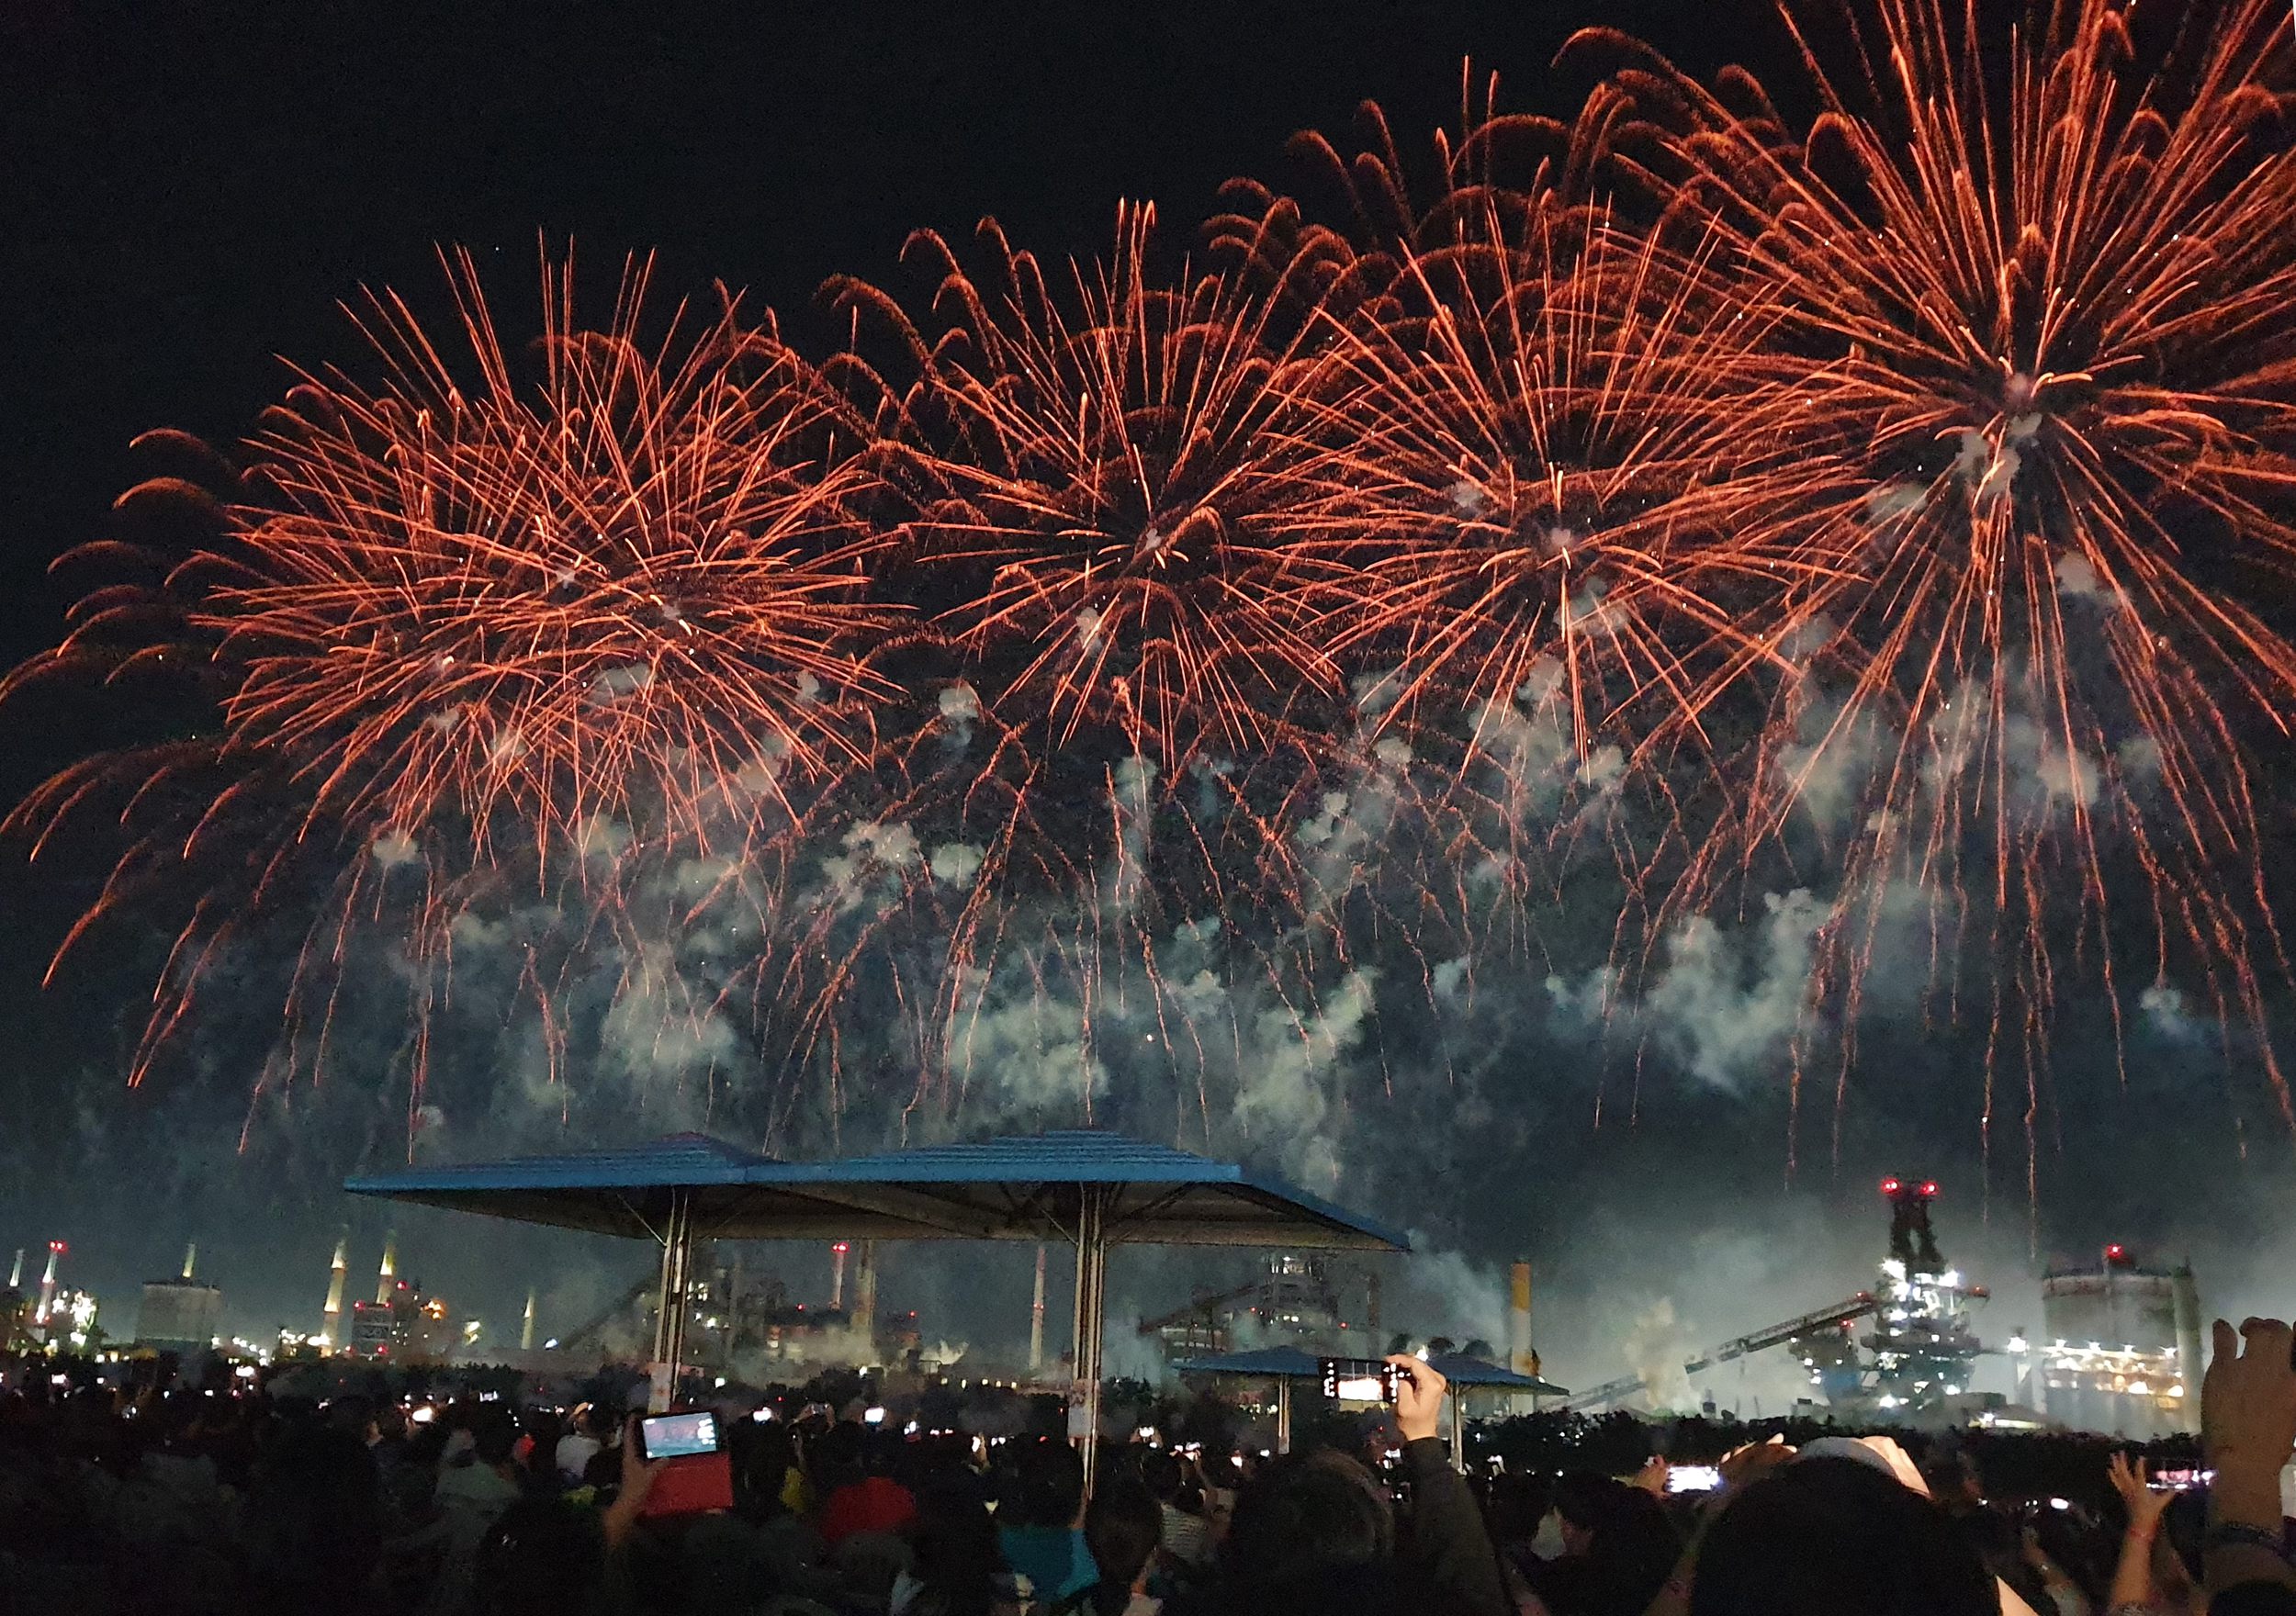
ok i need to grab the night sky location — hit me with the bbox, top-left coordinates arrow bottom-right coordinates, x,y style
3,0 -> 2290,1391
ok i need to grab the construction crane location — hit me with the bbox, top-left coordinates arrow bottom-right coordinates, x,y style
1560,1293 -> 1881,1413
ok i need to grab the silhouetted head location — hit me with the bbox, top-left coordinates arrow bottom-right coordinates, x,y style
1689,1457 -> 1994,1616
1084,1478 -> 1164,1610
1222,1449 -> 1394,1592
474,1498 -> 608,1616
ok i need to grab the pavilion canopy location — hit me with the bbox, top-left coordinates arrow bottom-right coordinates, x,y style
346,1128 -> 1406,1461
345,1129 -> 1410,1251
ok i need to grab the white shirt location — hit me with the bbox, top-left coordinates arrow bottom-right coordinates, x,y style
554,1431 -> 602,1480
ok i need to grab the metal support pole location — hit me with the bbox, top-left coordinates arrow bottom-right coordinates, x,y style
1277,1377 -> 1292,1455
1030,1243 -> 1047,1375
649,1189 -> 695,1412
1071,1188 -> 1109,1494
1449,1386 -> 1467,1473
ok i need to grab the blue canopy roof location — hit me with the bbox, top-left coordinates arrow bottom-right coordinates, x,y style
1425,1352 -> 1570,1396
1169,1345 -> 1328,1379
344,1129 -> 1408,1253
343,1132 -> 879,1242
744,1131 -> 1408,1251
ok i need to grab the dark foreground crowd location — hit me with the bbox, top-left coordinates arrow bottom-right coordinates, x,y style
10,1324 -> 2296,1616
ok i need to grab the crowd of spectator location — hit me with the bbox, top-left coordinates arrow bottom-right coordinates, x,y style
6,1328 -> 2296,1615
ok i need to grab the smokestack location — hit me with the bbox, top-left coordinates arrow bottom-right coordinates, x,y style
7,1249 -> 21,1290
36,1241 -> 63,1326
182,1242 -> 197,1282
1030,1244 -> 1047,1374
376,1233 -> 398,1305
2173,1264 -> 2203,1431
321,1233 -> 349,1347
1507,1259 -> 1537,1377
522,1288 -> 536,1352
1367,1269 -> 1383,1345
853,1240 -> 878,1349
831,1241 -> 849,1310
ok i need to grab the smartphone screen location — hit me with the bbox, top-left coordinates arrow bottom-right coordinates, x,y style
638,1410 -> 721,1460
1666,1464 -> 1723,1493
1320,1358 -> 1399,1403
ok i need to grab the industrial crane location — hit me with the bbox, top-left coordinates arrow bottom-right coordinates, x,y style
1560,1177 -> 1988,1418
1559,1292 -> 1881,1413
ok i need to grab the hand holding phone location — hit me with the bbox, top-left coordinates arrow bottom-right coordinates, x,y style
1389,1356 -> 1446,1444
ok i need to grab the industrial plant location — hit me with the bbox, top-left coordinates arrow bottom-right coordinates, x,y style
1559,1176 -> 2196,1432
0,1180 -> 2210,1441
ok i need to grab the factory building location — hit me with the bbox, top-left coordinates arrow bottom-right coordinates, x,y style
1139,1252 -> 1377,1356
136,1244 -> 223,1358
347,1279 -> 456,1363
2015,1246 -> 2200,1438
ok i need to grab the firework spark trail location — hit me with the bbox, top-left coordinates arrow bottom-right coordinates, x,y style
1574,0 -> 2296,1181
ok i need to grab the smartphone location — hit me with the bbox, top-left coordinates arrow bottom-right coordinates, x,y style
1320,1357 -> 1401,1403
636,1409 -> 722,1460
1666,1464 -> 1724,1494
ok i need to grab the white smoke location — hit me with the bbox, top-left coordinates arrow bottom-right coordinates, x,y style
929,842 -> 985,888
1644,890 -> 1826,1090
1231,969 -> 1378,1184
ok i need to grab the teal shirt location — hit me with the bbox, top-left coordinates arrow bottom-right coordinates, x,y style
999,1523 -> 1096,1599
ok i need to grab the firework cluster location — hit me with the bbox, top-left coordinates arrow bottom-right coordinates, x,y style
11,0 -> 2296,1173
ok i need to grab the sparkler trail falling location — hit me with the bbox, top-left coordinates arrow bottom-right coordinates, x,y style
8,0 -> 2296,1193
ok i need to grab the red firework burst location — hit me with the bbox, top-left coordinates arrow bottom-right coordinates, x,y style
1283,212 -> 1812,776
208,249 -> 892,860
836,203 -> 1342,775
1585,0 -> 2296,1161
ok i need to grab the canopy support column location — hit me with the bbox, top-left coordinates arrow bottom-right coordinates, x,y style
649,1188 -> 695,1412
1277,1377 -> 1292,1455
1448,1386 -> 1467,1473
1071,1185 -> 1110,1493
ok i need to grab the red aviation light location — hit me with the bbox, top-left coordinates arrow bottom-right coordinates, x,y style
1880,1177 -> 1902,1195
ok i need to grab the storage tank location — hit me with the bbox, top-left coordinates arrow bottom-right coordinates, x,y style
2035,1248 -> 2196,1437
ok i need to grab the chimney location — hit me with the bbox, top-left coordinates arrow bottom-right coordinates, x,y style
1367,1269 -> 1383,1344
36,1241 -> 63,1326
830,1241 -> 849,1310
376,1233 -> 398,1305
182,1242 -> 198,1282
853,1240 -> 878,1348
1507,1259 -> 1538,1377
1030,1244 -> 1047,1374
321,1232 -> 349,1347
522,1288 -> 536,1352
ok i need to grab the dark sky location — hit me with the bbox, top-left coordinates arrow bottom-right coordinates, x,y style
3,0 -> 2290,1375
